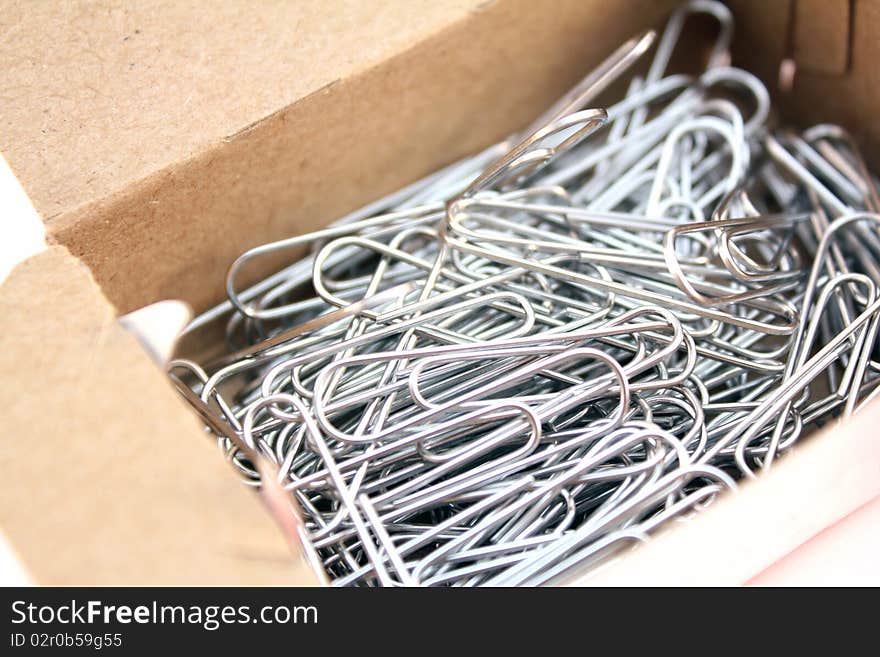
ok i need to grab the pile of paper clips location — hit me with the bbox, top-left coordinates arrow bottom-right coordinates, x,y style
170,1 -> 880,585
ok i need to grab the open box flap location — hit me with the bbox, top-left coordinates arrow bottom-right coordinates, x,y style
0,246 -> 317,584
0,0 -> 679,315
0,0 -> 498,224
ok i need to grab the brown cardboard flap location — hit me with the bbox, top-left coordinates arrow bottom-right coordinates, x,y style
1,0 -> 677,314
0,0 -> 483,222
0,246 -> 316,584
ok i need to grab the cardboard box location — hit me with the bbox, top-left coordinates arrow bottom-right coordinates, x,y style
1,0 -> 878,585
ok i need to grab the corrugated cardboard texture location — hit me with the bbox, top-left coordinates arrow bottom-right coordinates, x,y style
0,246 -> 316,584
1,0 -> 678,314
